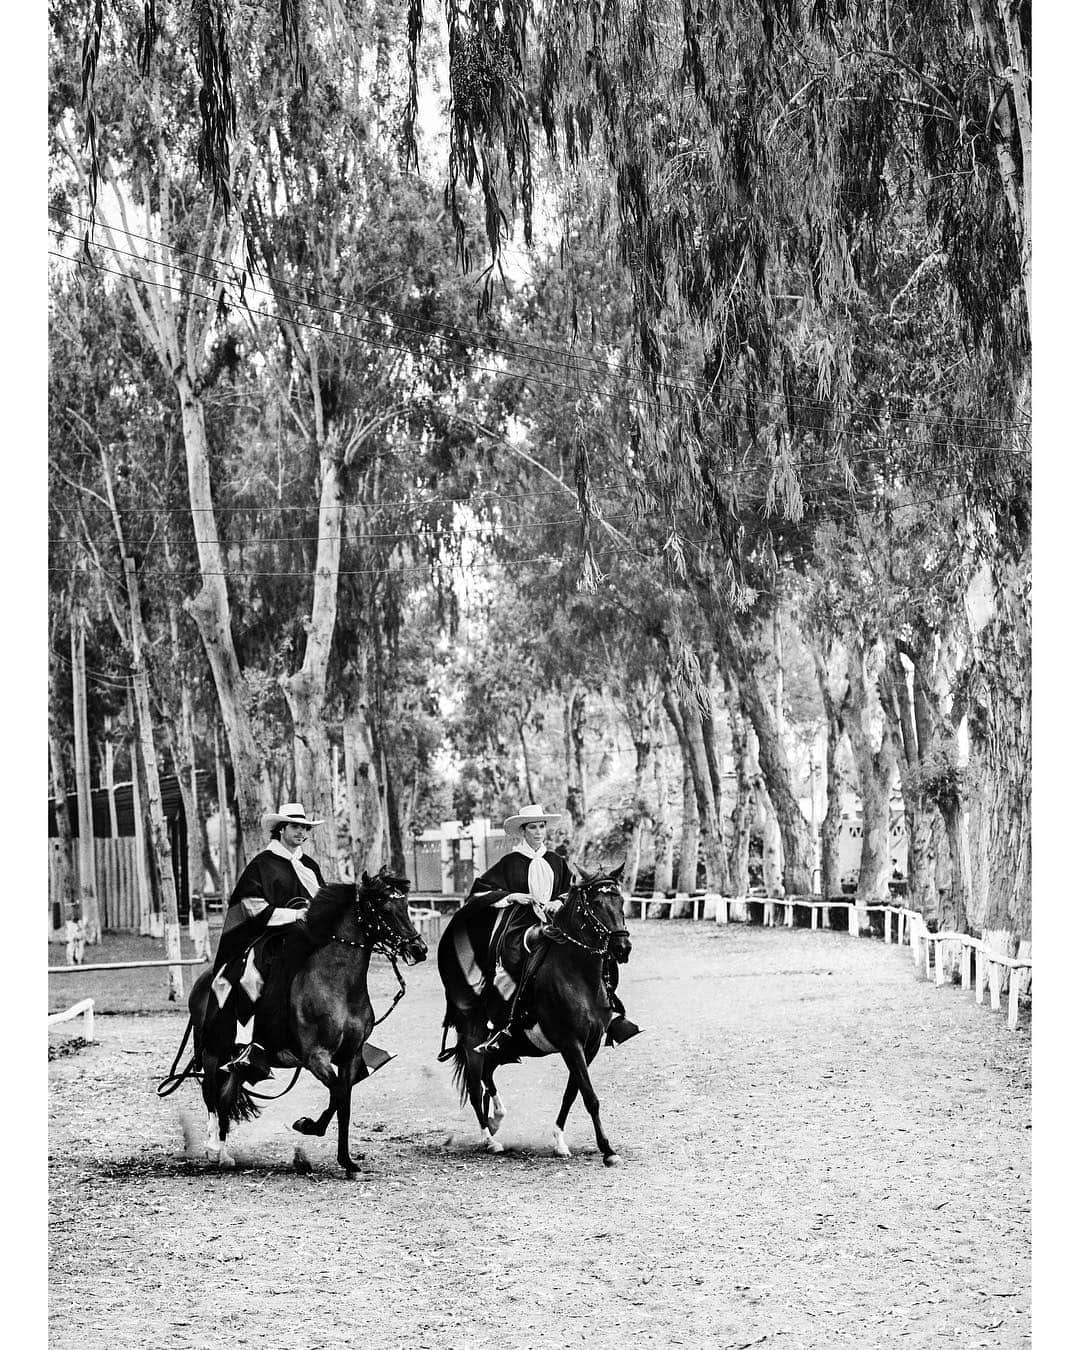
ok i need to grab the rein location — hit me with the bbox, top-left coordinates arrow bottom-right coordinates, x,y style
327,884 -> 413,1026
553,882 -> 630,956
156,881 -> 416,1101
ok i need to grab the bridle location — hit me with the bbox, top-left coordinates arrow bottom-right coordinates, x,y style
328,878 -> 421,1025
330,880 -> 416,957
552,879 -> 630,957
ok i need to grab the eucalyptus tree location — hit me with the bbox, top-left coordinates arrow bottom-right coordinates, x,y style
52,1 -> 278,856
237,0 -> 487,834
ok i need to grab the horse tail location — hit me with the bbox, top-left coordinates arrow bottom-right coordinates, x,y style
217,1066 -> 263,1125
449,1037 -> 472,1109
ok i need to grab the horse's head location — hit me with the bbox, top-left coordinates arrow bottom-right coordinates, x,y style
358,868 -> 428,966
561,863 -> 632,963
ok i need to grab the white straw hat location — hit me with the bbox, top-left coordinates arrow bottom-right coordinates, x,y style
261,802 -> 325,832
503,803 -> 565,837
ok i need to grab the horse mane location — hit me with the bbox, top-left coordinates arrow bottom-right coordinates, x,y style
304,881 -> 357,941
362,868 -> 411,892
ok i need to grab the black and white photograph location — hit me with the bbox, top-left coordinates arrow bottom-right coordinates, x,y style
43,3 -> 1049,1347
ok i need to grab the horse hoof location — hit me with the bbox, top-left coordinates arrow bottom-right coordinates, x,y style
292,1117 -> 317,1135
553,1145 -> 571,1159
218,1152 -> 237,1170
293,1148 -> 313,1175
341,1163 -> 362,1179
603,1153 -> 623,1168
482,1138 -> 504,1155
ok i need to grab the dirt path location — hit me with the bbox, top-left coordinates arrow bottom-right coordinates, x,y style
49,921 -> 1030,1350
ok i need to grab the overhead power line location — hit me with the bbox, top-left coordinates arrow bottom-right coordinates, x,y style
50,217 -> 1032,438
48,484 -> 1014,583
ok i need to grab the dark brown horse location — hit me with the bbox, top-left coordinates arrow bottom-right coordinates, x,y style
438,866 -> 635,1166
184,870 -> 427,1177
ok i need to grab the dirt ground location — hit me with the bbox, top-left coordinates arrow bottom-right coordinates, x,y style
48,920 -> 1030,1350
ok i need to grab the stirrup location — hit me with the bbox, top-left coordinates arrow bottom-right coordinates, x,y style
473,1026 -> 511,1054
222,1042 -> 269,1079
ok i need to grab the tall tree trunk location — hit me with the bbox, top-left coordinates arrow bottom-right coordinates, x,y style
213,724 -> 232,901
677,753 -> 700,897
70,606 -> 101,943
103,729 -> 120,839
517,716 -> 535,803
965,559 -> 1031,948
167,607 -> 210,958
384,767 -> 407,877
363,710 -> 392,872
721,624 -> 814,893
129,703 -> 155,936
666,685 -> 731,893
621,693 -> 654,894
563,684 -> 587,831
651,735 -> 675,894
176,374 -> 271,861
49,728 -> 81,961
811,637 -> 849,901
664,695 -> 699,897
280,442 -> 344,852
888,645 -> 939,918
755,775 -> 784,899
725,691 -> 754,895
846,641 -> 899,913
126,559 -> 184,1000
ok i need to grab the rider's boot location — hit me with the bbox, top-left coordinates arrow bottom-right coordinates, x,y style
604,1015 -> 642,1046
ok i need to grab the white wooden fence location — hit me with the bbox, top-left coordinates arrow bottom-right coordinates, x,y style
636,892 -> 1032,1031
47,998 -> 95,1041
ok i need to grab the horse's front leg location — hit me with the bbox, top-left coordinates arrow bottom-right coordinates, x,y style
292,1097 -> 338,1138
295,1045 -> 363,1178
553,1076 -> 579,1158
334,1053 -> 365,1177
558,1040 -> 622,1167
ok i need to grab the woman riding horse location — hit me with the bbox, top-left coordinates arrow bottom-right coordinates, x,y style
439,866 -> 640,1163
439,804 -> 639,1059
442,803 -> 571,1057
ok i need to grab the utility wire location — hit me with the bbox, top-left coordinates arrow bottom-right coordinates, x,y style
48,485 -> 1010,581
50,220 -> 1032,437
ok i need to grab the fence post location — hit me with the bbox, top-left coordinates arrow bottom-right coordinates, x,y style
1008,971 -> 1021,1030
974,949 -> 986,1005
960,942 -> 971,990
847,904 -> 858,938
935,939 -> 947,987
714,896 -> 729,925
988,960 -> 1002,1011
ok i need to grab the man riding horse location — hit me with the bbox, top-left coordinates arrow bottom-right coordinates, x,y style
203,801 -> 396,1085
439,803 -> 639,1059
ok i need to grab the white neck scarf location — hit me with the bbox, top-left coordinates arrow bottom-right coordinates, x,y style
514,842 -> 554,905
267,839 -> 320,898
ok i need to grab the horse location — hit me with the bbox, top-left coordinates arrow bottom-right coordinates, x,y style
181,869 -> 427,1177
438,865 -> 635,1166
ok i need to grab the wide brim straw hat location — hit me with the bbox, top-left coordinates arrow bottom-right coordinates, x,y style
503,803 -> 566,837
261,802 -> 325,833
